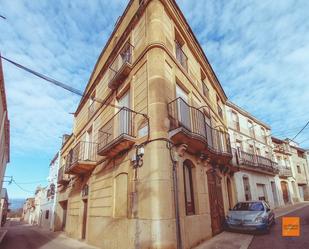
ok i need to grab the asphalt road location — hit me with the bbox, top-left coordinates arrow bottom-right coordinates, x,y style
1,220 -> 96,249
248,204 -> 309,249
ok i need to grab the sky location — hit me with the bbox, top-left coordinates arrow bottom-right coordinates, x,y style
1,0 -> 309,199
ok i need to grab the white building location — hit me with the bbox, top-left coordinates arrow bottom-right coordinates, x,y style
271,137 -> 297,204
38,152 -> 60,230
225,101 -> 283,209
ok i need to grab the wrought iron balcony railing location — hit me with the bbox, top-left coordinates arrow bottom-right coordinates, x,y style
234,149 -> 278,173
57,166 -> 69,185
278,166 -> 292,178
97,107 -> 136,157
65,141 -> 97,174
168,97 -> 232,158
175,42 -> 188,72
108,41 -> 133,90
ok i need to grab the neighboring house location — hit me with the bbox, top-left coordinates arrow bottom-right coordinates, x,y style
225,101 -> 281,209
39,152 -> 60,230
33,187 -> 47,225
0,56 -> 10,195
271,137 -> 296,204
55,0 -> 238,248
21,198 -> 35,224
0,188 -> 9,226
287,140 -> 309,201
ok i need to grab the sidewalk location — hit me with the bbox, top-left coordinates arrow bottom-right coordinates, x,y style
193,201 -> 309,249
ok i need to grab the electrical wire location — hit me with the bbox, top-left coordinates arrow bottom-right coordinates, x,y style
292,121 -> 309,141
0,15 -> 6,19
11,179 -> 34,194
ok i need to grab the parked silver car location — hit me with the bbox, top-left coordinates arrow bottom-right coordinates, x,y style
224,201 -> 275,233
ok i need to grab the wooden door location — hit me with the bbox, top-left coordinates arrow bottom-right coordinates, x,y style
281,181 -> 289,204
207,170 -> 225,235
82,199 -> 88,240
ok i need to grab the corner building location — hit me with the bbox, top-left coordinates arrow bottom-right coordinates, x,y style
55,0 -> 237,248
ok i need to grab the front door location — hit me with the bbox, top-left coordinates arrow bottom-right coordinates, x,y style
82,199 -> 88,240
271,181 -> 279,207
207,169 -> 225,235
281,181 -> 289,204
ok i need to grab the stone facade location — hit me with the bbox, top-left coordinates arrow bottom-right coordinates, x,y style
54,0 -> 237,248
0,56 -> 10,200
0,188 -> 9,226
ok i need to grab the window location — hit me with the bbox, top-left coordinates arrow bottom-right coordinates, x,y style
231,111 -> 240,131
217,96 -> 223,119
202,82 -> 209,99
183,160 -> 195,215
243,176 -> 251,201
45,210 -> 49,219
201,70 -> 209,99
247,120 -> 255,137
176,84 -> 191,130
248,144 -> 254,154
297,165 -> 301,174
256,147 -> 261,156
265,150 -> 269,159
261,127 -> 267,144
175,30 -> 188,71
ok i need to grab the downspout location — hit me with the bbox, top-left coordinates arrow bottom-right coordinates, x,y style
172,158 -> 182,249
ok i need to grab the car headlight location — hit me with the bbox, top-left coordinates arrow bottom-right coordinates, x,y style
254,216 -> 265,223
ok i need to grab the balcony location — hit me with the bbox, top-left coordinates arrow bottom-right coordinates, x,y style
57,166 -> 69,185
65,141 -> 97,175
234,149 -> 278,174
278,166 -> 292,178
168,98 -> 232,164
273,144 -> 291,155
108,41 -> 133,90
176,42 -> 188,72
97,107 -> 136,157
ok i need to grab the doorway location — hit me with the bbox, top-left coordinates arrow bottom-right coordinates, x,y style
118,91 -> 130,135
60,201 -> 68,231
207,169 -> 225,235
226,178 -> 233,209
271,181 -> 279,207
281,181 -> 289,204
82,199 -> 88,240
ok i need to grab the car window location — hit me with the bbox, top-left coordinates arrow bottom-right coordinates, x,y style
233,202 -> 264,211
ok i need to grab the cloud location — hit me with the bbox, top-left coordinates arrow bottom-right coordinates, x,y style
177,0 -> 309,147
0,0 -> 127,155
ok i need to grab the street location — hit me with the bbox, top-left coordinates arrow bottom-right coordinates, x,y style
248,204 -> 309,249
1,220 -> 97,249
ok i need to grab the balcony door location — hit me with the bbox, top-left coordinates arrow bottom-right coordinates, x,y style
176,84 -> 191,130
84,128 -> 92,161
118,91 -> 130,136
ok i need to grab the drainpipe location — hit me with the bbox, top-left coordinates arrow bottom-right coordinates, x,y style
172,159 -> 182,249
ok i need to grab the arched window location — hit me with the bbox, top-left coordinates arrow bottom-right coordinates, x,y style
242,176 -> 251,201
183,160 -> 195,215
